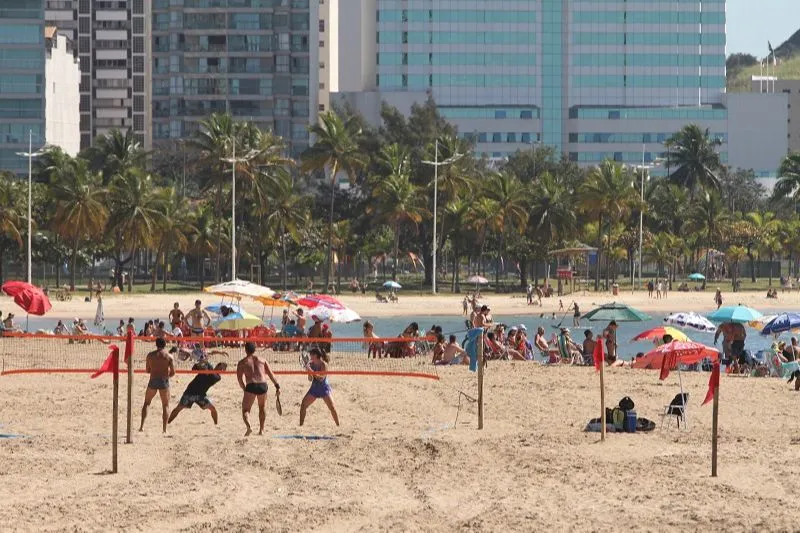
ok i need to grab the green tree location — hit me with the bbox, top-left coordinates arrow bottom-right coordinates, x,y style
263,173 -> 308,291
301,110 -> 367,292
0,172 -> 24,283
484,171 -> 528,286
665,124 -> 723,200
726,245 -> 747,292
83,129 -> 146,185
772,152 -> 800,202
686,193 -> 729,289
149,187 -> 197,292
50,159 -> 108,290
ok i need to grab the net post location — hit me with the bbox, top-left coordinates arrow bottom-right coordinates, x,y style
600,357 -> 606,442
125,330 -> 133,444
112,348 -> 119,474
711,382 -> 719,477
478,330 -> 484,430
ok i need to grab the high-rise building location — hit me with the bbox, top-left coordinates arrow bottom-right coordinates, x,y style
334,0 -> 728,170
0,2 -> 80,173
317,0 -> 337,114
44,0 -> 152,151
151,0 -> 319,158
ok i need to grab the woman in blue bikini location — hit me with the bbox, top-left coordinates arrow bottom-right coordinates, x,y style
300,347 -> 340,426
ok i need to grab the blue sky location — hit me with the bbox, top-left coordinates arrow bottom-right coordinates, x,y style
727,0 -> 799,56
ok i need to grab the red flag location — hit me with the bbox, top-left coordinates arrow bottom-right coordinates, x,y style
91,345 -> 119,379
659,351 -> 678,381
593,336 -> 604,371
702,362 -> 720,405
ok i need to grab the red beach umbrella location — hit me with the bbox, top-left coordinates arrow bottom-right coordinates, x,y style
1,280 -> 52,316
633,341 -> 719,371
297,294 -> 346,310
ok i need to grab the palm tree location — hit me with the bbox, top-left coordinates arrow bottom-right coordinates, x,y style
665,124 -> 722,200
772,152 -> 800,202
484,171 -> 529,287
761,234 -> 783,286
369,146 -> 427,280
745,211 -> 780,283
579,160 -> 636,290
149,187 -> 197,292
84,129 -> 146,185
529,170 -> 577,245
191,208 -> 219,290
646,233 -> 677,280
444,198 -> 472,291
686,193 -> 729,289
726,245 -> 747,292
106,170 -> 167,292
301,110 -> 367,292
0,172 -> 23,283
50,159 -> 108,290
263,173 -> 308,290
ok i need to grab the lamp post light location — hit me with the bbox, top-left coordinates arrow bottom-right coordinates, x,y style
422,142 -> 463,294
222,138 -> 257,282
634,154 -> 665,290
16,130 -> 45,284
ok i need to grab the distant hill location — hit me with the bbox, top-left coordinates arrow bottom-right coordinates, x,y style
727,28 -> 800,92
775,28 -> 800,59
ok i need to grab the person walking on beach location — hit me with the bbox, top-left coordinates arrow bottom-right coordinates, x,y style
140,337 -> 175,433
169,302 -> 184,329
236,342 -> 281,436
462,296 -> 469,315
714,289 -> 723,309
647,280 -> 654,298
300,347 -> 340,426
526,284 -> 533,305
168,359 -> 227,427
656,279 -> 663,299
571,301 -> 581,327
186,300 -> 211,336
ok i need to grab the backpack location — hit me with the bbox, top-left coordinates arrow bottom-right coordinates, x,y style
619,396 -> 635,411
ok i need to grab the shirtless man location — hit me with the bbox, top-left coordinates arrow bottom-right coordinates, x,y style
186,300 -> 211,336
140,337 -> 175,433
295,308 -> 307,333
604,321 -> 619,363
714,322 -> 746,364
436,335 -> 468,365
236,342 -> 281,436
169,302 -> 184,329
473,305 -> 492,328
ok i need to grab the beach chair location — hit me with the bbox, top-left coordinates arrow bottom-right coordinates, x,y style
660,392 -> 689,429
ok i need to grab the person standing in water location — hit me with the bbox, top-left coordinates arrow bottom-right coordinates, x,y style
300,347 -> 339,426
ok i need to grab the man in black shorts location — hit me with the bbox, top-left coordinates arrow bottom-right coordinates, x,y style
168,360 -> 227,426
236,342 -> 280,436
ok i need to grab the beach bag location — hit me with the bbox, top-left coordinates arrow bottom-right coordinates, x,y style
612,408 -> 625,431
618,396 -> 635,411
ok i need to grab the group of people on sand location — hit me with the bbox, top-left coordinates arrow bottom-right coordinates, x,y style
646,279 -> 668,299
140,339 -> 339,437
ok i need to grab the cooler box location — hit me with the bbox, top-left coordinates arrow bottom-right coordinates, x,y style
624,410 -> 637,433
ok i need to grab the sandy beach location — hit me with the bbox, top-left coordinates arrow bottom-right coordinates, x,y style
2,286 -> 797,323
1,360 -> 799,531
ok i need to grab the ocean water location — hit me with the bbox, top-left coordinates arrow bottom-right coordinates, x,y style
15,311 -> 788,360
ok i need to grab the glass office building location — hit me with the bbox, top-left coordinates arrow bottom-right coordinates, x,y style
337,0 -> 728,167
150,0 -> 319,158
0,0 -> 46,173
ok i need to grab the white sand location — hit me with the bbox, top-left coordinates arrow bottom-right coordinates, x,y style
1,359 -> 799,531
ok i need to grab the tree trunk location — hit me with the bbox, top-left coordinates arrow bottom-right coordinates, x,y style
769,252 -> 774,286
150,244 -> 161,292
214,184 -> 223,283
127,246 -> 136,293
88,252 -> 96,297
162,250 -> 169,292
594,213 -> 603,291
747,245 -> 756,283
323,162 -> 338,294
702,246 -> 710,291
495,229 -> 505,290
281,230 -> 288,291
451,249 -> 458,292
199,255 -> 205,290
70,237 -> 79,291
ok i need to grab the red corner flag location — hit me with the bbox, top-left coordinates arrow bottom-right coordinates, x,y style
702,361 -> 720,406
659,351 -> 678,381
91,345 -> 120,379
593,336 -> 604,372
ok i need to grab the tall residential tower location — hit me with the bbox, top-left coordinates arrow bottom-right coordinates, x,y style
335,0 -> 728,169
151,0 -> 319,157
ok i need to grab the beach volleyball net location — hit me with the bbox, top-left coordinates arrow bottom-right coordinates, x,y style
0,332 -> 439,380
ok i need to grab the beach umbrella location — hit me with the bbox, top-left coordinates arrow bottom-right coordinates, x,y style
663,312 -> 717,333
760,313 -> 800,335
632,326 -> 689,343
633,341 -> 719,370
213,310 -> 263,331
205,303 -> 241,315
203,279 -> 275,301
707,305 -> 763,324
309,306 -> 362,324
383,280 -> 402,290
582,302 -> 651,322
466,275 -> 489,285
297,294 -> 346,310
749,314 -> 777,329
1,280 -> 52,318
688,273 -> 705,281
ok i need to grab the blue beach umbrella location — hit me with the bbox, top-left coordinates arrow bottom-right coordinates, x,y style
383,281 -> 402,290
707,305 -> 763,324
760,313 -> 800,335
688,273 -> 705,281
205,303 -> 241,315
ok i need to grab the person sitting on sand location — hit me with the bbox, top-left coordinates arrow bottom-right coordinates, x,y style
2,313 -> 21,332
534,326 -> 549,356
363,321 -> 383,358
53,320 -> 67,335
558,327 -> 583,365
488,331 -> 523,361
140,338 -> 175,434
582,330 -> 596,361
168,360 -> 227,427
74,318 -> 89,336
435,335 -> 468,365
431,334 -> 446,364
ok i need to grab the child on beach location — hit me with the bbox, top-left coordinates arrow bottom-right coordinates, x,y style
300,347 -> 340,426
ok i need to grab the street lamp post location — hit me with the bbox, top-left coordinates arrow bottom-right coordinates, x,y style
16,130 -> 44,284
635,154 -> 664,290
422,142 -> 462,294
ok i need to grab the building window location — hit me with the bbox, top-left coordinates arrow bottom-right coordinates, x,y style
78,17 -> 90,33
133,37 -> 144,54
319,20 -> 325,32
78,37 -> 89,52
319,40 -> 324,48
133,76 -> 144,92
134,95 -> 144,112
133,17 -> 144,34
319,104 -> 325,111
133,115 -> 144,131
133,56 -> 144,73
133,0 -> 144,14
79,0 -> 89,13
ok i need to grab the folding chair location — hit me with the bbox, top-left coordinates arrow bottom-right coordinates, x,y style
660,392 -> 689,429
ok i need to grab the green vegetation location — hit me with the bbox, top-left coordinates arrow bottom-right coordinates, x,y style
728,53 -> 800,92
1,100 -> 799,295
